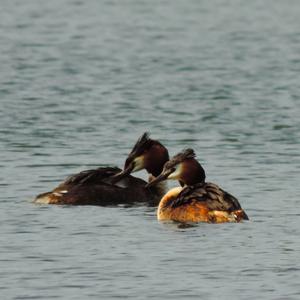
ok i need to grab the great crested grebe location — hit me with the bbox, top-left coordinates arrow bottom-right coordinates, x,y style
146,149 -> 249,223
34,133 -> 169,206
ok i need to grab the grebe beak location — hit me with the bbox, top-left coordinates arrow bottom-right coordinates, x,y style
145,169 -> 173,188
110,161 -> 135,184
111,153 -> 146,184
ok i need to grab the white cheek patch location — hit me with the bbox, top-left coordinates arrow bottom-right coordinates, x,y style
167,164 -> 182,180
133,156 -> 145,172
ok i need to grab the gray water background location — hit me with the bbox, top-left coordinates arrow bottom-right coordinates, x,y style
1,0 -> 300,299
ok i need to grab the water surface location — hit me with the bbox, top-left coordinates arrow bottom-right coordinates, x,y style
1,0 -> 300,299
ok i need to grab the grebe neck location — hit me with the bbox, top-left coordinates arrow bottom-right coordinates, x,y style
148,174 -> 168,196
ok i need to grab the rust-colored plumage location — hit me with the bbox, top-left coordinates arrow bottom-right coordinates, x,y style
157,183 -> 248,223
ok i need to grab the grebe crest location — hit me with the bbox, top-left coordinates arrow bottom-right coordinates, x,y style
113,132 -> 169,182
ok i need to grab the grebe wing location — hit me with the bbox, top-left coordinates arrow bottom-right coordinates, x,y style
63,167 -> 121,186
171,182 -> 242,212
60,166 -> 147,188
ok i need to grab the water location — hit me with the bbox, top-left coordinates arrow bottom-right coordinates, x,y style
1,0 -> 300,299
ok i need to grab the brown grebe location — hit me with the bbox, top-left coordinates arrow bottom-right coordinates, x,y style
146,149 -> 249,223
34,133 -> 169,206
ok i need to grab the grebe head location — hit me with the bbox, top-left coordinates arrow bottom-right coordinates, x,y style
113,133 -> 169,182
146,148 -> 206,187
